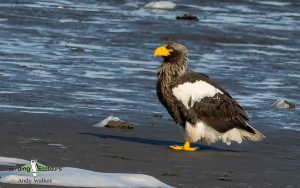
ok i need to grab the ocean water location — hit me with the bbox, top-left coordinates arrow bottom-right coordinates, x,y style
0,0 -> 299,132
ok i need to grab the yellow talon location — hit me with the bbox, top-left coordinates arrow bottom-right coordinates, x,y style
169,140 -> 198,152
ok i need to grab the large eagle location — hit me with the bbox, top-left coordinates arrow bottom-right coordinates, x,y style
154,42 -> 264,151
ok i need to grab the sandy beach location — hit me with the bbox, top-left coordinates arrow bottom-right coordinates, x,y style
0,0 -> 299,187
1,112 -> 299,188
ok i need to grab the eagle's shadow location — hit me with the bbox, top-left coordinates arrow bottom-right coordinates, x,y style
80,132 -> 240,152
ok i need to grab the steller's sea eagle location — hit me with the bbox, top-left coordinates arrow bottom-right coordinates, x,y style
154,42 -> 265,151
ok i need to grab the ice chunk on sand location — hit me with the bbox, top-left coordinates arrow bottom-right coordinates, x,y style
94,116 -> 134,129
145,1 -> 176,9
0,157 -> 172,188
0,157 -> 29,166
93,115 -> 121,127
272,98 -> 295,109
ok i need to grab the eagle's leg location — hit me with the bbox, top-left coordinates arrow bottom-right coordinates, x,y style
169,140 -> 198,151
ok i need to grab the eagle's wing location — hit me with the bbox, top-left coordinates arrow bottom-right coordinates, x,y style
172,70 -> 255,134
192,93 -> 254,133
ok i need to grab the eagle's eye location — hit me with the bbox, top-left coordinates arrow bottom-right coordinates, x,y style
166,45 -> 174,52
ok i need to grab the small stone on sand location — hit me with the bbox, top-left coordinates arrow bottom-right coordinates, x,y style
105,120 -> 134,129
272,98 -> 295,109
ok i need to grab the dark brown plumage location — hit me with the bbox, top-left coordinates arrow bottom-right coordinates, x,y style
154,42 -> 264,147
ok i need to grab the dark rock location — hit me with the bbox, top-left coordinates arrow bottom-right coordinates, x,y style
176,14 -> 199,21
105,120 -> 134,129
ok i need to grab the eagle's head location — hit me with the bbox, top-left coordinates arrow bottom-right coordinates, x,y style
154,42 -> 188,78
154,42 -> 188,64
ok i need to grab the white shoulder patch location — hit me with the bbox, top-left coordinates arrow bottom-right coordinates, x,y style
172,80 -> 223,108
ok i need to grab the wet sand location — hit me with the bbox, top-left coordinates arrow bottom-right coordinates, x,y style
0,112 -> 299,188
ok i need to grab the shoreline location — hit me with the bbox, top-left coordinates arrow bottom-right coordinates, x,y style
1,112 -> 299,187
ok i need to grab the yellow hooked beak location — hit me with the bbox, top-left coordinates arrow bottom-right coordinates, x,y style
154,45 -> 172,58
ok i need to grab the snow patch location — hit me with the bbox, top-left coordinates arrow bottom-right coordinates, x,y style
0,157 -> 29,166
0,157 -> 172,188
